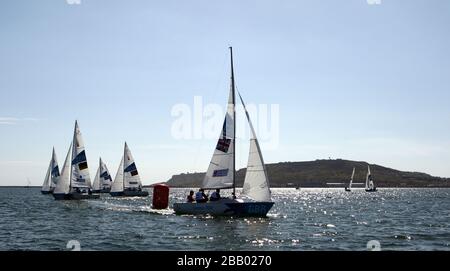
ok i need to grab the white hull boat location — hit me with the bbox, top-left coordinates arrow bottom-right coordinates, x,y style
365,165 -> 377,192
345,167 -> 355,192
53,121 -> 99,200
109,142 -> 149,197
41,147 -> 60,194
92,157 -> 113,193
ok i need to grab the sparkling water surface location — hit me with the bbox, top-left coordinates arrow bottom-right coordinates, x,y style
0,188 -> 448,251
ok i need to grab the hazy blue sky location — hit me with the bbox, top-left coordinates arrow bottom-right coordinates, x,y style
1,0 -> 450,186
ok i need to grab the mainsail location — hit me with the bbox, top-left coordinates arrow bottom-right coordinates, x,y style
99,158 -> 112,190
71,121 -> 91,189
238,93 -> 271,202
110,143 -> 142,192
123,142 -> 142,189
365,165 -> 374,190
349,167 -> 355,190
202,50 -> 236,190
53,144 -> 73,194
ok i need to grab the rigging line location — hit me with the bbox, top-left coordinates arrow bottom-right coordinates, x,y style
190,50 -> 229,176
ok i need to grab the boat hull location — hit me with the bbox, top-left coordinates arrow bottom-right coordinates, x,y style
92,189 -> 111,193
345,187 -> 351,192
365,188 -> 377,192
41,190 -> 52,195
109,190 -> 149,197
173,199 -> 274,217
53,193 -> 100,200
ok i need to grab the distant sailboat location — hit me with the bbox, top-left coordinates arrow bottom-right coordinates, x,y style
92,157 -> 113,193
53,121 -> 99,200
109,142 -> 149,197
365,165 -> 377,192
173,47 -> 274,217
345,167 -> 355,192
41,147 -> 60,194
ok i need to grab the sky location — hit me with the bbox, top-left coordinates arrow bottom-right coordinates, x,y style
1,0 -> 450,186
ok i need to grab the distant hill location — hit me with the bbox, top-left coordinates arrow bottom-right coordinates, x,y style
165,159 -> 450,188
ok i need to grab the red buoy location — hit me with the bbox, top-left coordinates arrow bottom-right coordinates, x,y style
152,184 -> 169,209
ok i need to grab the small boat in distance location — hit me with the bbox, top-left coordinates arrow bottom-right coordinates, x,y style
173,47 -> 274,217
110,142 -> 149,197
345,167 -> 355,192
53,121 -> 100,200
365,165 -> 377,192
92,157 -> 113,193
41,147 -> 60,194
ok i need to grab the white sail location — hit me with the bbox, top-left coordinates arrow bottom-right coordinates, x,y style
365,165 -> 375,189
41,160 -> 52,192
99,158 -> 112,190
92,161 -> 101,191
349,167 -> 355,189
239,93 -> 271,202
49,148 -> 60,190
92,158 -> 112,191
70,121 -> 91,189
53,144 -> 73,194
202,87 -> 235,189
110,156 -> 124,193
42,148 -> 60,192
123,142 -> 142,189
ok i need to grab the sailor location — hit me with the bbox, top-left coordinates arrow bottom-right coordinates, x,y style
210,189 -> 221,201
195,188 -> 208,203
231,192 -> 237,199
187,190 -> 195,202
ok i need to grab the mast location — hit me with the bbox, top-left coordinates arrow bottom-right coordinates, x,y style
229,46 -> 236,197
69,121 -> 77,193
68,146 -> 73,193
99,157 -> 102,190
123,143 -> 126,192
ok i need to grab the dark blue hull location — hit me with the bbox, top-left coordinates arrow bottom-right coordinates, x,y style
109,190 -> 149,197
365,188 -> 377,192
41,190 -> 52,195
173,200 -> 274,217
92,189 -> 110,193
53,193 -> 100,200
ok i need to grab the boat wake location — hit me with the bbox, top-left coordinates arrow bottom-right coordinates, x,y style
88,201 -> 174,215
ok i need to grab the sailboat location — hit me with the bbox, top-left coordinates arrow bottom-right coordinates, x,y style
53,121 -> 100,200
173,47 -> 274,217
41,147 -> 60,194
109,142 -> 149,197
365,165 -> 377,192
345,167 -> 355,192
92,158 -> 113,193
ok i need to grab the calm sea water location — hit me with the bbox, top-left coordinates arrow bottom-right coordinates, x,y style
0,187 -> 449,251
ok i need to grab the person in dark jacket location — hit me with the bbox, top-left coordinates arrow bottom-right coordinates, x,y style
210,189 -> 221,201
195,188 -> 208,203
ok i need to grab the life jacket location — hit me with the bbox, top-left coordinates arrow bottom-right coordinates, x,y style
195,191 -> 204,201
211,192 -> 219,199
